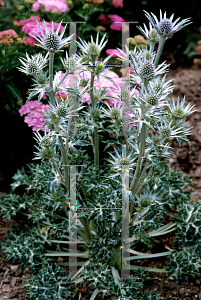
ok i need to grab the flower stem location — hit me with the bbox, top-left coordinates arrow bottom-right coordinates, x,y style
90,71 -> 99,167
49,51 -> 55,105
154,37 -> 166,67
51,158 -> 64,183
58,69 -> 69,88
59,136 -> 69,191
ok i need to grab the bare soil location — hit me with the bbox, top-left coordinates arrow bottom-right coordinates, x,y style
1,64 -> 201,299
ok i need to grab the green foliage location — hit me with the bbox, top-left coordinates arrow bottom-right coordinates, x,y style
24,264 -> 76,299
1,226 -> 47,269
166,245 -> 201,282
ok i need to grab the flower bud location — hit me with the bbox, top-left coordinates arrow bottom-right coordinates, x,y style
139,61 -> 155,80
90,109 -> 101,121
172,107 -> 185,119
56,106 -> 68,118
39,148 -> 54,160
109,108 -> 121,120
160,126 -> 171,139
140,196 -> 151,207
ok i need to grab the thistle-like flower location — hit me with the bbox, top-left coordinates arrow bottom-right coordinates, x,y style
169,96 -> 195,119
30,21 -> 74,53
137,23 -> 160,44
149,74 -> 174,96
18,52 -> 49,76
60,52 -> 78,73
27,70 -> 50,101
116,44 -> 138,64
77,32 -> 108,62
108,147 -> 136,173
157,121 -> 185,141
137,83 -> 169,108
101,100 -> 122,123
130,48 -> 169,81
144,10 -> 192,39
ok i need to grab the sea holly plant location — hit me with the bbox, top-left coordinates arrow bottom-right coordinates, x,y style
1,10 -> 200,300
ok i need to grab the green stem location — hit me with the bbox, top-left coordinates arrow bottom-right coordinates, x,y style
154,37 -> 166,67
49,51 -> 55,105
58,69 -> 69,88
59,136 -> 69,191
51,158 -> 64,183
130,117 -> 146,221
90,72 -> 95,109
94,126 -> 99,167
150,41 -> 155,53
90,71 -> 99,167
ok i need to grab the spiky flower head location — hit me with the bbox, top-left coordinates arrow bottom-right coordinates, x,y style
147,93 -> 159,106
90,109 -> 101,121
79,77 -> 89,88
60,52 -> 77,73
77,32 -> 107,62
149,75 -> 174,96
30,21 -> 74,53
137,23 -> 160,43
140,196 -> 151,207
18,52 -> 49,76
34,71 -> 48,85
152,135 -> 161,146
27,70 -> 50,101
118,157 -> 130,166
130,48 -> 169,82
109,107 -> 121,120
160,126 -> 171,139
108,147 -> 136,173
39,148 -> 55,160
56,105 -> 68,118
169,97 -> 195,120
144,10 -> 192,39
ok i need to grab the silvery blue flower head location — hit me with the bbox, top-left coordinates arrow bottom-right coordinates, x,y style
130,48 -> 169,82
144,10 -> 192,39
30,21 -> 74,53
18,53 -> 49,76
137,23 -> 160,44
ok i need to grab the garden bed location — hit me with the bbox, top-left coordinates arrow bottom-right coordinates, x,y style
0,64 -> 201,300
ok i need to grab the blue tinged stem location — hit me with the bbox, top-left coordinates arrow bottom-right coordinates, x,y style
154,37 -> 166,67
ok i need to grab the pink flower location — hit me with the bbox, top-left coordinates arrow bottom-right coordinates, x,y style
108,15 -> 129,32
0,29 -> 19,46
112,0 -> 123,8
23,37 -> 36,47
0,0 -> 5,5
196,45 -> 201,54
98,14 -> 111,24
32,0 -> 69,13
19,101 -> 51,131
106,49 -> 122,58
14,15 -> 40,26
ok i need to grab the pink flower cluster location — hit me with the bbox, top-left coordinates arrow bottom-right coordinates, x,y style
21,21 -> 64,47
196,40 -> 201,54
0,0 -> 5,5
0,29 -> 19,46
98,14 -> 129,32
112,0 -> 123,8
14,15 -> 40,26
105,49 -> 122,58
42,69 -> 122,106
43,68 -> 139,106
32,0 -> 69,13
19,101 -> 51,131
